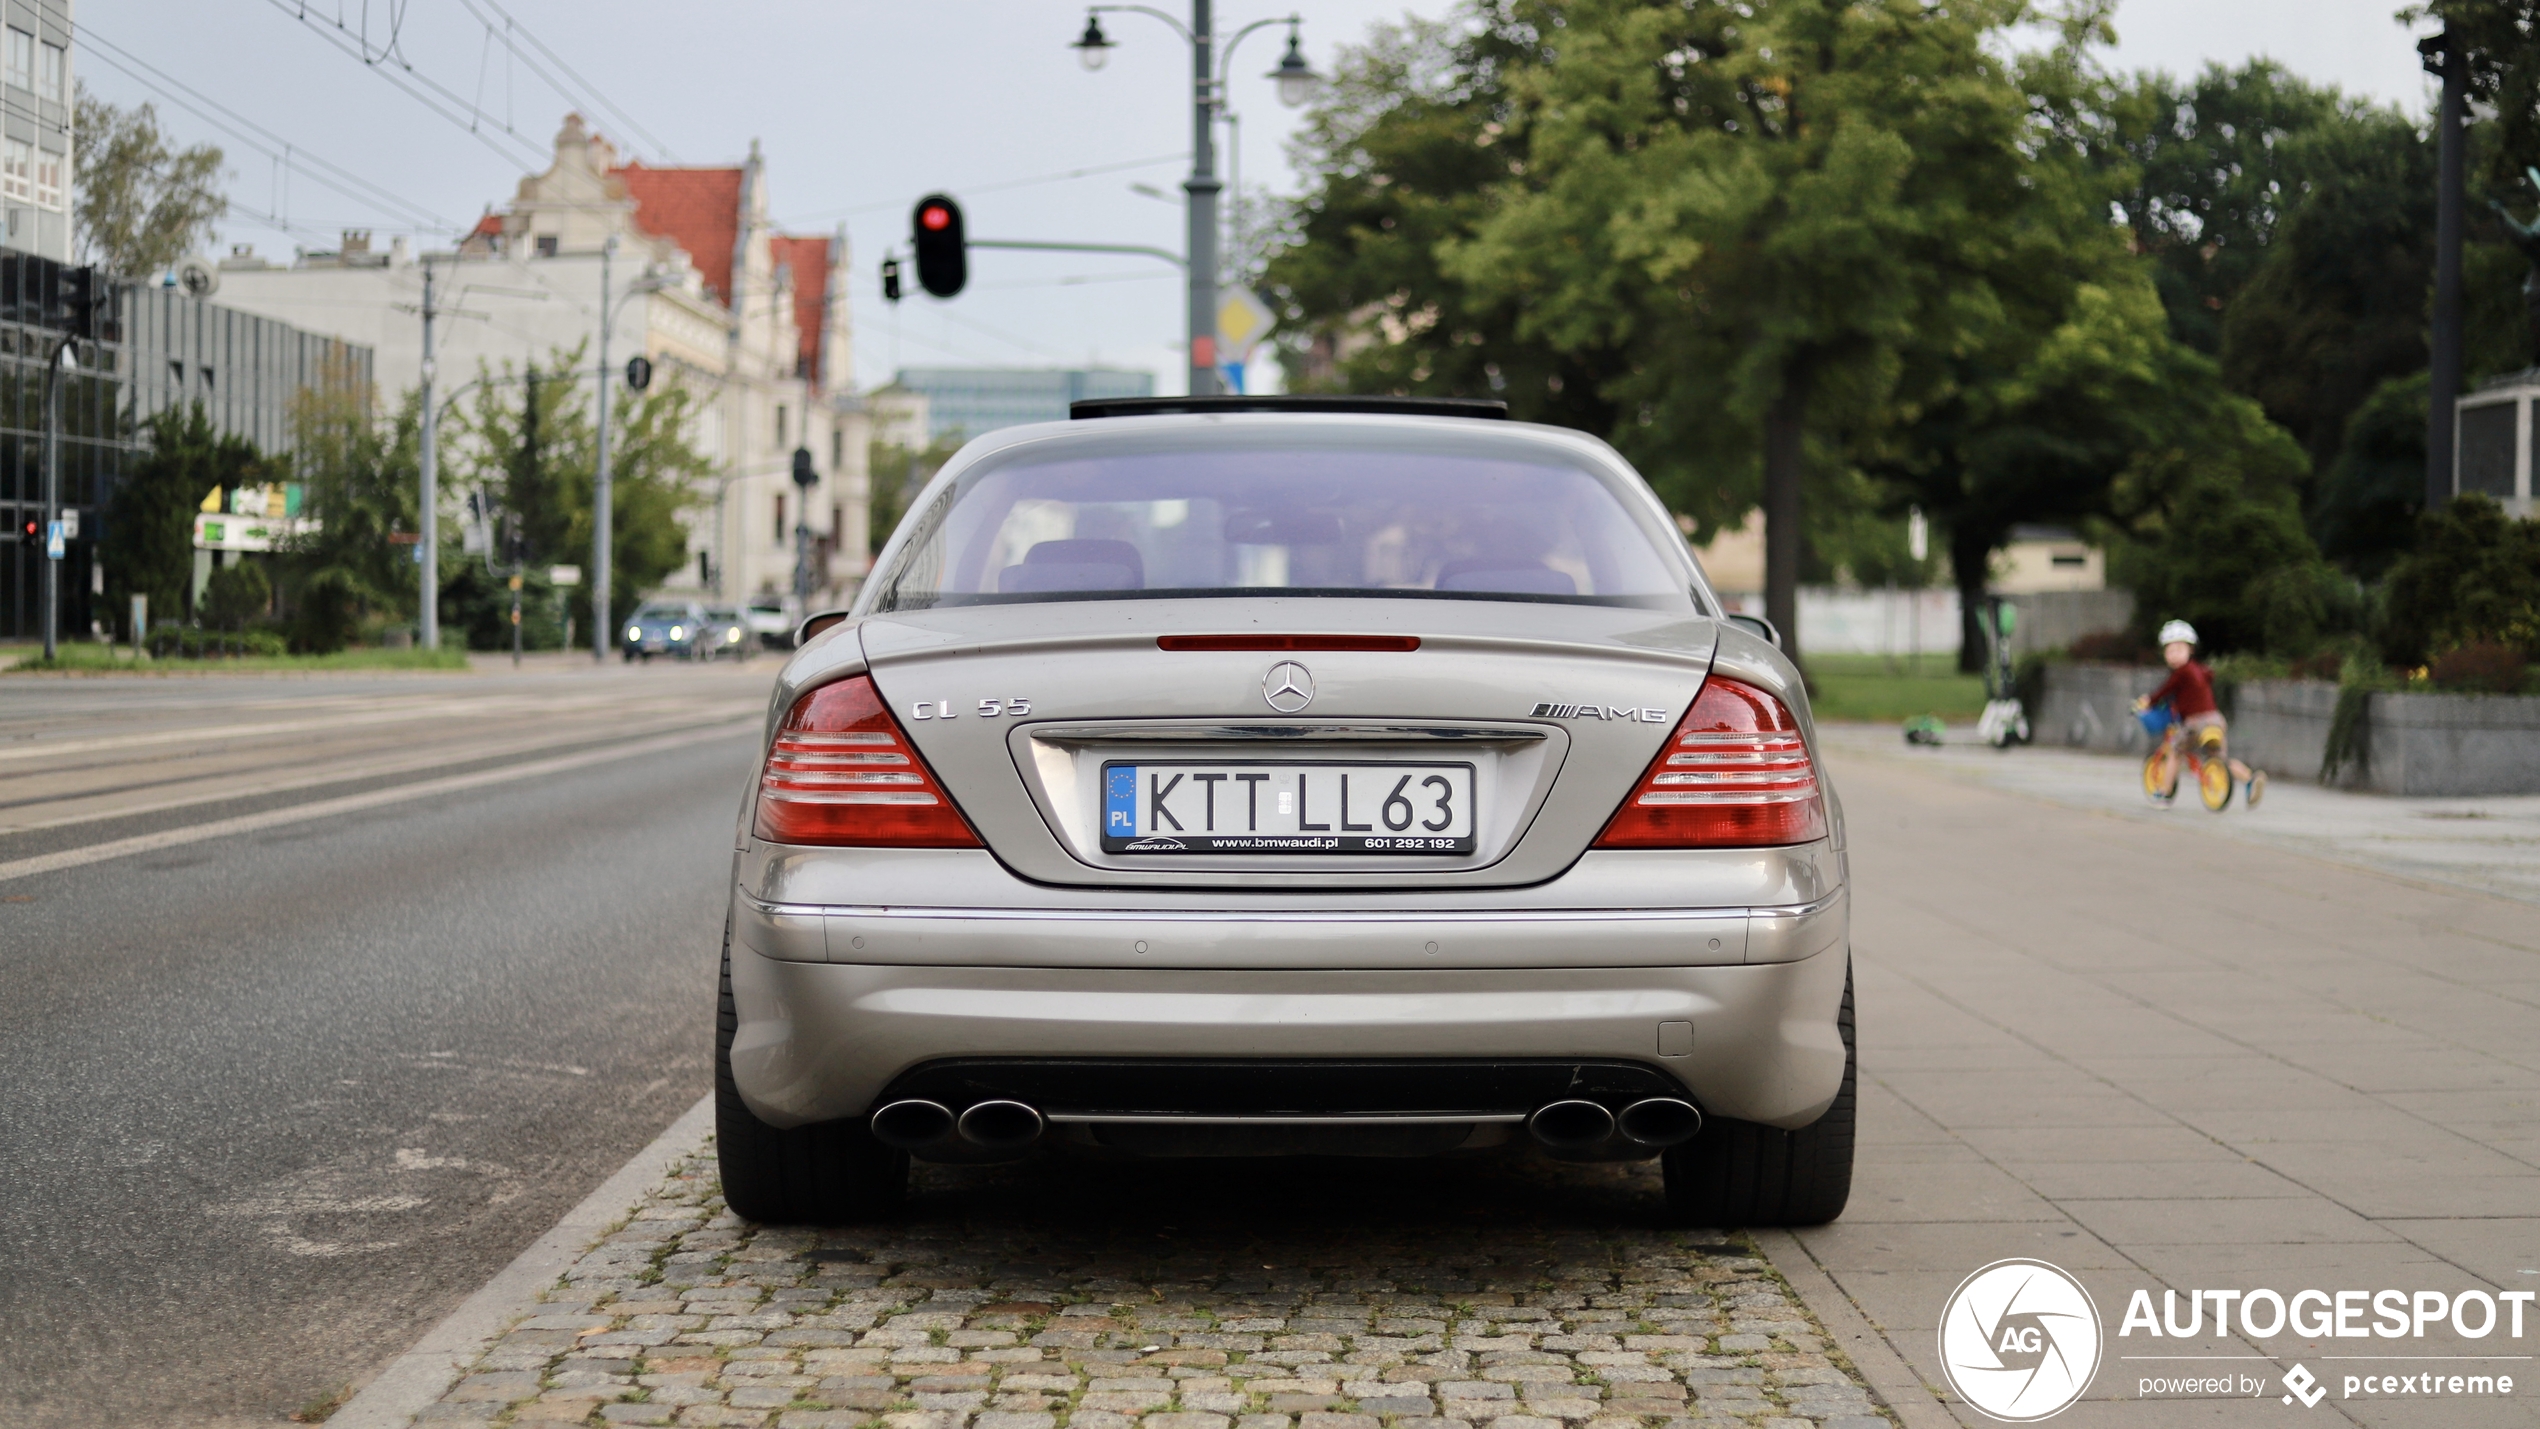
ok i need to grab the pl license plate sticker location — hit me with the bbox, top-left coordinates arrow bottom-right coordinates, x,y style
1102,762 -> 1476,854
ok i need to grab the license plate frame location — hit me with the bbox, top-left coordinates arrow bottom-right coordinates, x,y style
1100,760 -> 1477,855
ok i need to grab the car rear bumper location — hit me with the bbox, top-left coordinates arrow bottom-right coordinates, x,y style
724,917 -> 1850,1134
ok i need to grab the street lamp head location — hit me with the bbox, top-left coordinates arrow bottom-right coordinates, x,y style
1073,13 -> 1114,71
1269,26 -> 1320,109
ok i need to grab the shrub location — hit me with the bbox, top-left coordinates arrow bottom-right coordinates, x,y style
2428,641 -> 2531,694
200,560 -> 272,630
2069,628 -> 2153,664
147,626 -> 289,659
2378,495 -> 2540,666
290,568 -> 361,654
2123,474 -> 2345,656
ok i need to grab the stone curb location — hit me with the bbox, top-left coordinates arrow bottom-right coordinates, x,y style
1748,1231 -> 1958,1429
329,1092 -> 718,1428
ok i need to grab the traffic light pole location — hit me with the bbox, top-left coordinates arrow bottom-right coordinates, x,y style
40,333 -> 72,663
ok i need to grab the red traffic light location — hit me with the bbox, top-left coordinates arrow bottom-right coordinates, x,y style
911,193 -> 967,298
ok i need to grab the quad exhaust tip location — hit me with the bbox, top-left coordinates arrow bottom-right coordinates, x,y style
869,1099 -> 955,1149
1526,1099 -> 1616,1150
1617,1096 -> 1703,1146
956,1099 -> 1046,1151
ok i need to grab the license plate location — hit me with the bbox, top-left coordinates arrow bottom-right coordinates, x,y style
1101,762 -> 1476,854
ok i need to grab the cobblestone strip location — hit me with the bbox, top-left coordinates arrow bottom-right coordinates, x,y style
399,1143 -> 1895,1429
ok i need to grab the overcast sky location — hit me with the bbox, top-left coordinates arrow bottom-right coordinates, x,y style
79,1 -> 2437,397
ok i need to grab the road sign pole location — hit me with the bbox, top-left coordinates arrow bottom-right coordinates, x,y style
419,256 -> 440,650
1185,0 -> 1220,398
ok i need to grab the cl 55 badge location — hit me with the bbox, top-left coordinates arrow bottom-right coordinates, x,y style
1532,703 -> 1669,722
910,698 -> 1033,720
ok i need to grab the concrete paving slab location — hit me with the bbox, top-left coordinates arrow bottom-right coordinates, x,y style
1774,739 -> 2540,1427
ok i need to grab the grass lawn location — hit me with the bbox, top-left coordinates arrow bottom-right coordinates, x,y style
1803,652 -> 1988,723
2,642 -> 470,675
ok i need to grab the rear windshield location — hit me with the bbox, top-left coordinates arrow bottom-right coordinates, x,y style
866,438 -> 1689,612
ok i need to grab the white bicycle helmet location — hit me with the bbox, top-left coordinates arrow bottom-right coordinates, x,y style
2157,619 -> 2199,647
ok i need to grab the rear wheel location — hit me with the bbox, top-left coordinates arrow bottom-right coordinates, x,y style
715,923 -> 906,1224
1663,962 -> 1855,1226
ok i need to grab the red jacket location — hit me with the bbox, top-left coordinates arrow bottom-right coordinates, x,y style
2148,661 -> 2218,719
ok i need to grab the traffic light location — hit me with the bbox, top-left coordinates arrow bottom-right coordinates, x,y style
911,194 -> 966,299
880,254 -> 903,304
56,265 -> 98,340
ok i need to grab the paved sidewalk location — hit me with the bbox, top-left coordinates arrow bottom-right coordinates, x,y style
1804,739 -> 2540,1427
395,1145 -> 1896,1429
1817,726 -> 2540,906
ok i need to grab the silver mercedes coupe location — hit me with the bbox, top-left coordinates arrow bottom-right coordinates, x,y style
718,396 -> 1852,1226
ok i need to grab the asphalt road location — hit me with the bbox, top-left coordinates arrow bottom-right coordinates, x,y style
0,667 -> 764,1428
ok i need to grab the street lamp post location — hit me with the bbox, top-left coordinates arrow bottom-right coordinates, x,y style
593,234 -> 619,662
418,256 -> 441,650
1073,5 -> 1317,398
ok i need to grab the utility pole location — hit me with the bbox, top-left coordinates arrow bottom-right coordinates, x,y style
592,234 -> 617,662
2425,29 -> 2466,513
419,257 -> 441,649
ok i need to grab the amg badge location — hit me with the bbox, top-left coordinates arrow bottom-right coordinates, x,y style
1532,702 -> 1669,722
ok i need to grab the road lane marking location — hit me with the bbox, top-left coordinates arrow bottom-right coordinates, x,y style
0,706 -> 763,836
325,1093 -> 714,1429
0,719 -> 756,885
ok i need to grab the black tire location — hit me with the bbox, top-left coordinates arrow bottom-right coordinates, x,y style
1663,961 -> 1855,1226
715,923 -> 906,1224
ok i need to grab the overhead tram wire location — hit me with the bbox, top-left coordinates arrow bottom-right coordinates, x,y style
75,26 -> 458,234
778,152 -> 1190,226
453,0 -> 677,163
262,0 -> 546,171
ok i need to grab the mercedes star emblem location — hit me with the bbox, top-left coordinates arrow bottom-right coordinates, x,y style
1262,661 -> 1315,713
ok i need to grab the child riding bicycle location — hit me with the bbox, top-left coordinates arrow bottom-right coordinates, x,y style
2131,620 -> 2266,809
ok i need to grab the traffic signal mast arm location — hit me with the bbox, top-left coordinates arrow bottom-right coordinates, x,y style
968,238 -> 1186,268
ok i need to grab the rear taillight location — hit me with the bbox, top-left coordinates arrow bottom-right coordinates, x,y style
1592,674 -> 1828,848
753,675 -> 980,847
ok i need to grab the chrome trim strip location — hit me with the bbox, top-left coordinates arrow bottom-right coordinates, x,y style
1044,1112 -> 1527,1126
743,888 -> 1841,924
1026,722 -> 1549,744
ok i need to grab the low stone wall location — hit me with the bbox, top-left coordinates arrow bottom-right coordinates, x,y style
2366,690 -> 2540,797
2034,662 -> 2161,753
2038,664 -> 2540,795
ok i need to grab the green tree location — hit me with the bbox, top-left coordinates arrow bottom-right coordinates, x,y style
72,83 -> 226,280
199,558 -> 270,629
2107,62 -> 2347,354
2313,373 -> 2428,578
280,380 -> 419,651
102,405 -> 268,632
2213,109 -> 2433,479
456,345 -> 710,628
867,430 -> 963,557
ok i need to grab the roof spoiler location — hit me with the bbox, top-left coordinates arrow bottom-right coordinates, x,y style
1070,395 -> 1509,420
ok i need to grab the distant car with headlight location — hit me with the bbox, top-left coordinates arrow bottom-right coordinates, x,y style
718,395 -> 1852,1229
623,600 -> 706,661
701,606 -> 753,659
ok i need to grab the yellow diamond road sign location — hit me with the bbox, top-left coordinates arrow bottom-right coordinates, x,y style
1217,289 -> 1275,362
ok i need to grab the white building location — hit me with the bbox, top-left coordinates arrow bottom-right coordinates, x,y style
213,114 -> 869,607
2,0 -> 73,263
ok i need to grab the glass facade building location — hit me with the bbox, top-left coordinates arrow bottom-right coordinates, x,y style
0,254 -> 372,640
891,367 -> 1155,444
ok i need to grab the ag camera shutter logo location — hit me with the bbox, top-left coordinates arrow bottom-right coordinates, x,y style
1938,1259 -> 2102,1421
